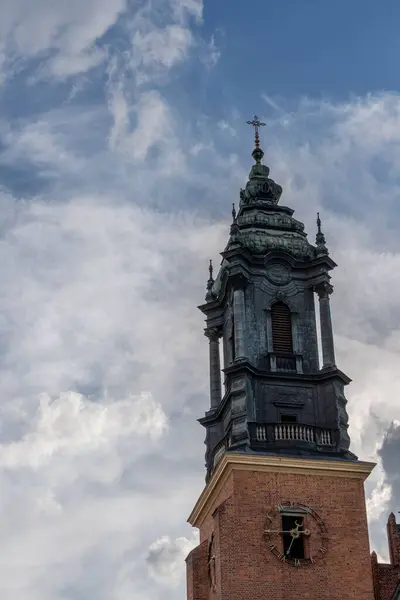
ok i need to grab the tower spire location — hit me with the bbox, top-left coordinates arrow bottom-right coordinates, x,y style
316,212 -> 328,255
230,201 -> 240,242
246,114 -> 266,164
205,259 -> 214,301
207,259 -> 214,290
232,202 -> 236,222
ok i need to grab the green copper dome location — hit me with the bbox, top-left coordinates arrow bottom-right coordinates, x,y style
226,157 -> 321,261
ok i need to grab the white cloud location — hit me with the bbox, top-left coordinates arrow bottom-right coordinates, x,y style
367,477 -> 392,522
262,93 -> 284,113
146,533 -> 199,587
0,117 -> 83,175
203,33 -> 221,68
109,89 -> 181,164
218,119 -> 237,136
171,0 -> 203,22
0,0 -> 127,78
1,391 -> 167,470
132,25 -> 194,71
1,4 -> 400,593
0,0 -> 204,81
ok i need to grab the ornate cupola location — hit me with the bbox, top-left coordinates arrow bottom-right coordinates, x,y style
199,117 -> 354,480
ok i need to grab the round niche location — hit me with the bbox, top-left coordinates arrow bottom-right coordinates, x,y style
266,263 -> 291,285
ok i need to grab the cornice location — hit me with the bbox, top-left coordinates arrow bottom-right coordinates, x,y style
198,364 -> 352,427
187,452 -> 375,529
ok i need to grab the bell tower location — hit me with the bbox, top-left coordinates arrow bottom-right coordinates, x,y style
199,116 -> 354,480
186,118 -> 376,600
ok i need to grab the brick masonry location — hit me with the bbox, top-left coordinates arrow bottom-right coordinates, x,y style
372,513 -> 400,600
187,457 -> 376,600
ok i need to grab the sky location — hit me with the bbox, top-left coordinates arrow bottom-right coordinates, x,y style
0,0 -> 400,598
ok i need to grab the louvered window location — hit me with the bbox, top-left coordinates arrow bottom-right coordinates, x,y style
271,302 -> 293,353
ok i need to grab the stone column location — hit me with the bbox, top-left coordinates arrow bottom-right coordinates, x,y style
233,287 -> 246,360
205,327 -> 222,408
317,282 -> 336,368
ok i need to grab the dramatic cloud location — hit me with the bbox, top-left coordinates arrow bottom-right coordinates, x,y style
146,534 -> 199,587
0,1 -> 399,598
0,0 -> 127,78
378,422 -> 400,510
0,0 -> 204,80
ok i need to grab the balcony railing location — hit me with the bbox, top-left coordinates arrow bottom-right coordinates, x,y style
250,422 -> 335,447
274,423 -> 315,442
210,424 -> 335,472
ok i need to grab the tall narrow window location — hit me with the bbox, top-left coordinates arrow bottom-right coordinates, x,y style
271,302 -> 293,353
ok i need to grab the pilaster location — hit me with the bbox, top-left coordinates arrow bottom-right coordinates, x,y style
205,327 -> 222,409
316,282 -> 336,368
231,274 -> 248,361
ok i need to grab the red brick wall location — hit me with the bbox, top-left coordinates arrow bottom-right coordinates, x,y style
388,513 -> 400,567
189,465 -> 375,600
186,539 -> 209,600
199,472 -> 234,544
371,514 -> 400,600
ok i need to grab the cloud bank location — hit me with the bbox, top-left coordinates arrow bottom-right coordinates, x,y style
0,0 -> 399,598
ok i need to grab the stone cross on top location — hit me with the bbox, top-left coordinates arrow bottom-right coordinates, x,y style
246,115 -> 265,149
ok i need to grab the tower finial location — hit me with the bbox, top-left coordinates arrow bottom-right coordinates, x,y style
232,202 -> 236,222
316,212 -> 328,255
246,115 -> 265,164
207,259 -> 214,290
205,259 -> 215,302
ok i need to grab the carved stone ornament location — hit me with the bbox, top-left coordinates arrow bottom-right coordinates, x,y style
207,535 -> 217,591
264,501 -> 328,567
239,211 -> 305,233
273,396 -> 305,408
240,163 -> 283,206
238,230 -> 316,259
316,282 -> 334,298
204,327 -> 221,341
266,263 -> 291,285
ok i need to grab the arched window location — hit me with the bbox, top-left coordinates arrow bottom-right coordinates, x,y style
271,302 -> 293,354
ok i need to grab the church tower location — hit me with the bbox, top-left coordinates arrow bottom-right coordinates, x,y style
186,118 -> 376,600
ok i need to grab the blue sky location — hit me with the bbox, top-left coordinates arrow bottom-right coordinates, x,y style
0,1 -> 400,599
204,0 -> 400,101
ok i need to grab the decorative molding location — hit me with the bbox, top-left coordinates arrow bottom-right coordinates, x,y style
266,263 -> 291,286
255,278 -> 301,299
315,281 -> 334,298
187,452 -> 375,528
204,327 -> 222,341
273,397 -> 305,408
230,272 -> 249,290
